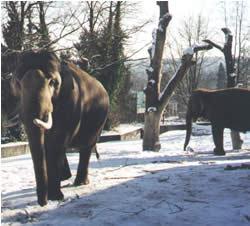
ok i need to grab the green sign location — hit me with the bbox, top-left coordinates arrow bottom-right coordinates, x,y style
137,91 -> 145,114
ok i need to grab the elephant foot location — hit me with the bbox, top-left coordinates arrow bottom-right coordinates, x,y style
60,169 -> 72,181
74,177 -> 90,186
38,198 -> 48,207
37,188 -> 48,206
213,148 -> 226,156
48,189 -> 64,201
37,195 -> 48,207
60,158 -> 72,181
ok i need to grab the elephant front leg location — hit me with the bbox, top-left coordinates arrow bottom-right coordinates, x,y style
212,125 -> 225,155
74,146 -> 93,186
46,146 -> 64,201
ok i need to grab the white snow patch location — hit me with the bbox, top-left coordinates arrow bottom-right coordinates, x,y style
147,107 -> 157,112
147,66 -> 154,73
157,25 -> 164,32
183,43 -> 201,55
229,72 -> 237,77
192,123 -> 212,136
148,79 -> 156,84
183,47 -> 194,55
160,13 -> 172,23
150,28 -> 157,59
102,123 -> 143,136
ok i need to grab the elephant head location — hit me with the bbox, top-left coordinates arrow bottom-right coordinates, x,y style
184,89 -> 209,151
11,51 -> 61,206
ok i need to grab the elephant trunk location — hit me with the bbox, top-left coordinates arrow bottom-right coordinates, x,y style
25,124 -> 48,206
33,112 -> 53,130
184,110 -> 193,151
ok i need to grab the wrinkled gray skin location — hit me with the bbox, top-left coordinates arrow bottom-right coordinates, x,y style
11,51 -> 109,206
184,88 -> 250,155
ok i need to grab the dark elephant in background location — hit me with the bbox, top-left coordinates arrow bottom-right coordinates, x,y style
11,50 -> 109,206
184,88 -> 250,155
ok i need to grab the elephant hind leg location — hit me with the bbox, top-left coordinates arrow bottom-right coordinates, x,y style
60,154 -> 72,181
212,125 -> 225,155
74,145 -> 93,186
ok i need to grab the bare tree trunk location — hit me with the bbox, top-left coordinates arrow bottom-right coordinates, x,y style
143,111 -> 162,151
143,1 -> 212,151
143,1 -> 171,151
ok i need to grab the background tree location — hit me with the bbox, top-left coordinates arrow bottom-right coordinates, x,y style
166,14 -> 210,108
216,62 -> 226,89
2,2 -> 34,50
221,0 -> 250,87
1,1 -> 157,140
75,1 -> 137,129
1,1 -> 38,142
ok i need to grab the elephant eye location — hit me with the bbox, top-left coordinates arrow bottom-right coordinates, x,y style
49,79 -> 58,88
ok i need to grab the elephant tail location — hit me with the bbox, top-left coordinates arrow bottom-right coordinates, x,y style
95,146 -> 100,160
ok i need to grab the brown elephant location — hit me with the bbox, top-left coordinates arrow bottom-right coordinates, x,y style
184,88 -> 250,155
11,50 -> 109,206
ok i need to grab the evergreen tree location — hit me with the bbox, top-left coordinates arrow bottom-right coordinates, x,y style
2,2 -> 28,141
75,1 -> 131,128
37,2 -> 50,48
216,62 -> 226,89
2,1 -> 51,142
2,2 -> 25,50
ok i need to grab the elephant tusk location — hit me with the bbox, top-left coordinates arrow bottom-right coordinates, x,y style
33,113 -> 53,130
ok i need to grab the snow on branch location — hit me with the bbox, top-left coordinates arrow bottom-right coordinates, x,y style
183,43 -> 213,56
147,107 -> 157,112
158,13 -> 172,33
229,72 -> 237,77
148,29 -> 157,60
148,79 -> 156,85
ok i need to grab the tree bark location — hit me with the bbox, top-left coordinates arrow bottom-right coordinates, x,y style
143,2 -> 212,151
143,111 -> 162,151
143,1 -> 171,151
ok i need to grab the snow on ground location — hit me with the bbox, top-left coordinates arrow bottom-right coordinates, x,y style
102,123 -> 143,136
1,128 -> 250,226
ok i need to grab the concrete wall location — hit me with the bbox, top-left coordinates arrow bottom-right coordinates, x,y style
1,142 -> 30,158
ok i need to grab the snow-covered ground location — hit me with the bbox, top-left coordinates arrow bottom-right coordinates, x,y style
2,128 -> 250,226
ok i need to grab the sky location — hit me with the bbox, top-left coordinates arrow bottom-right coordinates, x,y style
126,0 -> 249,58
1,0 -> 249,58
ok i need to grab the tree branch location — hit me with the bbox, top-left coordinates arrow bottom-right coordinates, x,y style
203,39 -> 223,51
92,42 -> 151,72
158,43 -> 212,111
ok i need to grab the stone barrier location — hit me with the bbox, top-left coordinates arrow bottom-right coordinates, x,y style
1,142 -> 30,158
2,123 -> 206,157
